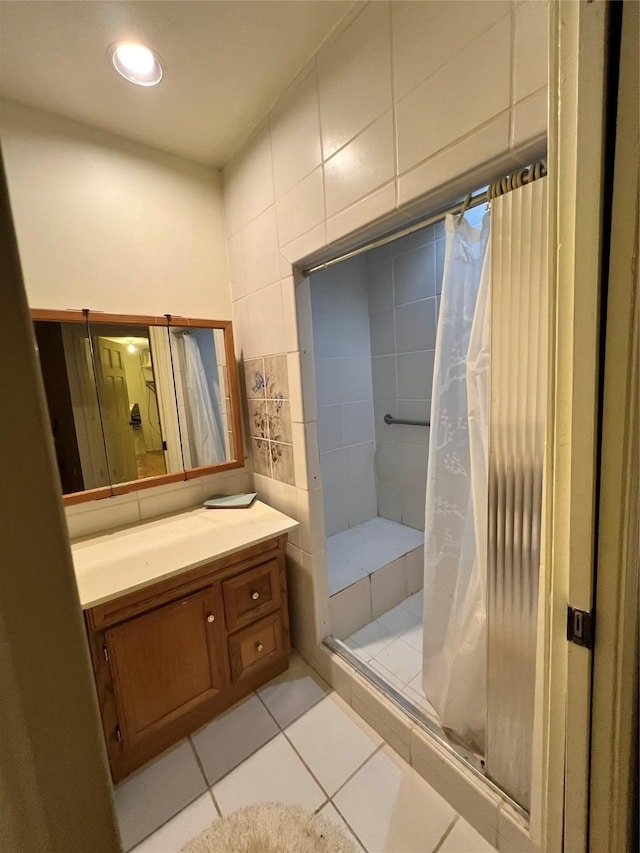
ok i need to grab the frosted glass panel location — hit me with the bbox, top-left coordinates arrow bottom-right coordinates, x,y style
487,177 -> 548,810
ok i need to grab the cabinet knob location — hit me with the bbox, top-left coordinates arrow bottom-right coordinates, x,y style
206,613 -> 215,623
251,591 -> 260,600
255,642 -> 264,653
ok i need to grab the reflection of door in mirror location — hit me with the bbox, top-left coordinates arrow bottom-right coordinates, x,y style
94,337 -> 139,485
34,321 -> 110,493
91,329 -> 173,485
148,326 -> 183,474
170,327 -> 231,467
213,329 -> 233,460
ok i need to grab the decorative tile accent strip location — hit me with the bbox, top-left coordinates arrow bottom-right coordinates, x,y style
264,354 -> 290,399
251,438 -> 271,477
243,358 -> 266,399
267,399 -> 292,444
243,355 -> 294,485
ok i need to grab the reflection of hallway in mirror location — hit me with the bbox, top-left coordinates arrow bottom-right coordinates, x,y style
135,449 -> 167,479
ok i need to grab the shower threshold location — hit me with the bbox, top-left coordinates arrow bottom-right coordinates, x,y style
323,635 -> 528,821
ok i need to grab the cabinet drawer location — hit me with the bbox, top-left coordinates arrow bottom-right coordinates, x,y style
228,612 -> 284,681
222,559 -> 280,631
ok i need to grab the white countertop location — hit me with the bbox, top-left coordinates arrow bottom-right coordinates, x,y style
71,501 -> 298,610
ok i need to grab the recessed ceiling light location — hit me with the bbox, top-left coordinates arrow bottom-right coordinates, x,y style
111,42 -> 163,87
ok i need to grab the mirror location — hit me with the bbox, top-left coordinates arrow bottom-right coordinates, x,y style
34,318 -> 110,495
88,322 -> 182,486
169,325 -> 234,468
32,311 -> 243,503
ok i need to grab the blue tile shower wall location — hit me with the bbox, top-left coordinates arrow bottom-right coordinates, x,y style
311,256 -> 377,537
367,220 -> 444,531
311,221 -> 445,537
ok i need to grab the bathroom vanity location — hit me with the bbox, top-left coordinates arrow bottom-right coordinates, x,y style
72,502 -> 297,781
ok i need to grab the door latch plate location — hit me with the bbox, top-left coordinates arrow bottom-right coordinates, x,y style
567,606 -> 594,649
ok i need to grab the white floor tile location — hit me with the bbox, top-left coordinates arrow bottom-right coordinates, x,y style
318,803 -> 365,851
212,733 -> 325,814
130,793 -> 217,853
348,620 -> 395,660
114,740 -> 207,852
374,638 -> 423,684
258,652 -> 329,728
405,686 -> 440,723
334,746 -> 456,852
440,816 -> 497,852
377,602 -> 420,635
367,658 -> 407,694
401,621 -> 424,652
191,693 -> 278,785
407,672 -> 427,697
403,590 -> 424,618
286,694 -> 382,795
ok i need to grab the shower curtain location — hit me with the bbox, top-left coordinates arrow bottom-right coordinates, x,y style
183,334 -> 225,466
422,212 -> 490,752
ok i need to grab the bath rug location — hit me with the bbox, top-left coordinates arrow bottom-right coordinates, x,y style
180,801 -> 357,853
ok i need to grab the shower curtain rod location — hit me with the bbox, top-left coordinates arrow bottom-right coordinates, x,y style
301,161 -> 547,277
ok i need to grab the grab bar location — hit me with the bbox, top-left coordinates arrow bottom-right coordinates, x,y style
384,413 -> 430,427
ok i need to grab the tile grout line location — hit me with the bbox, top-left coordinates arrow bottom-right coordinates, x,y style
327,797 -> 370,853
187,737 -> 223,819
259,685 -> 383,851
125,735 -> 380,853
254,678 -> 365,801
124,779 -> 210,852
432,815 -> 459,853
254,673 -> 330,731
327,743 -> 388,853
195,692 -> 284,795
328,741 -> 385,802
134,672 -> 334,847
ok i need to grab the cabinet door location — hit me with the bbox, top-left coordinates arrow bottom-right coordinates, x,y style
106,585 -> 227,748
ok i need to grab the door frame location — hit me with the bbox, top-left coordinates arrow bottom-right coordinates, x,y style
533,1 -> 612,849
589,1 -> 639,849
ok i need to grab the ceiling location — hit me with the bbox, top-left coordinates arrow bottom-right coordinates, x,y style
0,1 -> 353,168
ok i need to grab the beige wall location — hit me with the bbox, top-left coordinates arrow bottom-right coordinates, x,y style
221,0 -> 548,659
0,99 -> 231,319
0,99 -> 251,538
0,151 -> 120,853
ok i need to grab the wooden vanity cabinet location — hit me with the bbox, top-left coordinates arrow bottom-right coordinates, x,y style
85,535 -> 290,782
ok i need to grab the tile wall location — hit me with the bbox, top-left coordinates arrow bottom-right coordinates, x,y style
311,256 -> 377,536
244,354 -> 295,486
65,467 -> 253,541
223,0 -> 549,659
367,220 -> 444,531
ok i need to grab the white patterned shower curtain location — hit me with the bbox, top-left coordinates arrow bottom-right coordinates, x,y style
422,212 -> 490,753
183,333 -> 225,466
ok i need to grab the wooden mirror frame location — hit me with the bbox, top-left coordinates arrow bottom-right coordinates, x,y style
31,309 -> 244,506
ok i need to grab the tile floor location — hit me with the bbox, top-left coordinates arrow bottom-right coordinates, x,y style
115,652 -> 496,852
342,589 -> 444,728
327,516 -> 424,595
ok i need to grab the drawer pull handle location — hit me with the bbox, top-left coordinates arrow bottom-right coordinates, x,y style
255,642 -> 264,653
206,613 -> 215,623
251,591 -> 260,600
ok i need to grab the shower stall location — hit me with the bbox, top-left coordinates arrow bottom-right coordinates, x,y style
307,167 -> 548,814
